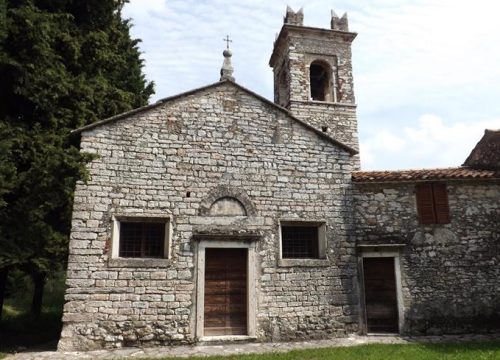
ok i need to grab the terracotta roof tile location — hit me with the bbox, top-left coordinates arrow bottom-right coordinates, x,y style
352,167 -> 500,183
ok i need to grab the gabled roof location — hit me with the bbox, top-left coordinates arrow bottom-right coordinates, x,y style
463,129 -> 500,170
72,80 -> 358,156
352,167 -> 500,183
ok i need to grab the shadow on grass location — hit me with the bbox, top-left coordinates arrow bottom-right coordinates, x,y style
0,271 -> 65,353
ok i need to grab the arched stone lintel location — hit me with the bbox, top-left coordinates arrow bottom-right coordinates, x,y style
209,197 -> 246,216
199,185 -> 257,216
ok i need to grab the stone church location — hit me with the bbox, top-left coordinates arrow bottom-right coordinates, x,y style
58,7 -> 500,350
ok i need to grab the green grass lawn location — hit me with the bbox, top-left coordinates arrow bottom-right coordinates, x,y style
136,342 -> 500,360
1,272 -> 499,360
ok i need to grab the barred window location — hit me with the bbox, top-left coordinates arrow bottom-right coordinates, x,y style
118,221 -> 166,258
281,223 -> 324,259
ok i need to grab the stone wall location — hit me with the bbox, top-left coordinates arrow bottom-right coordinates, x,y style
270,26 -> 359,158
58,82 -> 359,350
288,102 -> 358,159
354,180 -> 500,335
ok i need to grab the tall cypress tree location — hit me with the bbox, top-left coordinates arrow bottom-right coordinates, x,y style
0,0 -> 154,316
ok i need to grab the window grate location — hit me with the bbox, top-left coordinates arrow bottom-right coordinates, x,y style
119,222 -> 165,258
282,225 -> 319,259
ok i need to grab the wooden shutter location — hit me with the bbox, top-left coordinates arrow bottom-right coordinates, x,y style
416,183 -> 436,224
432,183 -> 450,224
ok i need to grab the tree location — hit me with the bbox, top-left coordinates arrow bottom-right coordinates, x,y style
0,124 -> 17,318
0,0 -> 154,316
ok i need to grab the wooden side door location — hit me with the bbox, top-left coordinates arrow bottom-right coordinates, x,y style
363,257 -> 399,333
204,248 -> 247,336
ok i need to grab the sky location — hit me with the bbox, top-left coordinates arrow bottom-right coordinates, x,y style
122,0 -> 500,170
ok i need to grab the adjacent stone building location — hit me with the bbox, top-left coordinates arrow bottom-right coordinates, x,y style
58,7 -> 500,351
353,164 -> 500,334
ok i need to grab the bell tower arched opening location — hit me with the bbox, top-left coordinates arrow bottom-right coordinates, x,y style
309,61 -> 333,102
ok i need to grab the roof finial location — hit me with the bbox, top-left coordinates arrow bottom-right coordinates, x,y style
220,35 -> 235,82
223,35 -> 232,49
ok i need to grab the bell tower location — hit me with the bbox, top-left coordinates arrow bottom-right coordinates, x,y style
270,7 -> 359,163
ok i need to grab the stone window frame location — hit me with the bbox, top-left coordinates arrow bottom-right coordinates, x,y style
303,53 -> 343,102
109,214 -> 172,268
278,220 -> 329,267
306,55 -> 339,103
195,239 -> 257,341
357,247 -> 405,335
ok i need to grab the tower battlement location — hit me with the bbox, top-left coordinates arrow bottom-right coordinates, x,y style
331,10 -> 349,31
284,6 -> 304,26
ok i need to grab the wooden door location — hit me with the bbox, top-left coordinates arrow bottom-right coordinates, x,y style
204,248 -> 247,336
363,257 -> 399,333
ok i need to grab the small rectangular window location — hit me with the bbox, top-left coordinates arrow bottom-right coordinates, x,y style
416,183 -> 450,225
281,224 -> 322,259
118,220 -> 167,258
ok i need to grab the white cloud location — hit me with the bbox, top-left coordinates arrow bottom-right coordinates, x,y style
122,0 -> 500,169
360,114 -> 500,170
121,0 -> 500,108
370,130 -> 406,152
352,0 -> 500,114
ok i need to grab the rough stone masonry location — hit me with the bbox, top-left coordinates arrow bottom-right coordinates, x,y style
58,7 -> 500,351
353,179 -> 500,334
58,81 -> 359,350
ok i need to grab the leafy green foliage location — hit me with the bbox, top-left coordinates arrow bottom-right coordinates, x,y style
0,0 -> 153,293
